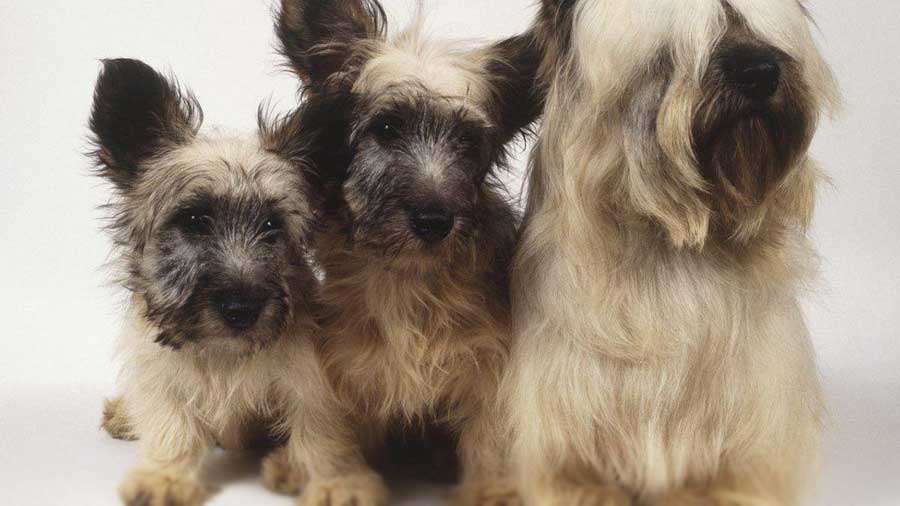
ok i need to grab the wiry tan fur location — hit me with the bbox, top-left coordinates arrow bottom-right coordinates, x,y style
311,217 -> 517,506
506,1 -> 837,505
351,20 -> 496,122
105,137 -> 384,506
312,24 -> 524,506
114,306 -> 384,506
266,1 -> 542,502
313,196 -> 516,498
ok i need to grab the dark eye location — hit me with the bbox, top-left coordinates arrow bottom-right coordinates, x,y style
371,117 -> 403,143
260,215 -> 283,244
173,207 -> 212,236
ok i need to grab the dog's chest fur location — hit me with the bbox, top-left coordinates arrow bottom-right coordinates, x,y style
316,232 -> 510,425
119,305 -> 316,448
514,219 -> 822,495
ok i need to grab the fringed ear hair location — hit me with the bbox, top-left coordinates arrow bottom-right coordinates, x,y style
276,0 -> 387,88
258,105 -> 308,165
481,31 -> 546,149
88,58 -> 201,191
257,96 -> 355,219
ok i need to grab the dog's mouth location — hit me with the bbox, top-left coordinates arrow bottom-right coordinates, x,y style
690,96 -> 812,222
696,110 -> 768,154
217,298 -> 291,342
693,89 -> 805,163
349,238 -> 475,280
347,210 -> 475,265
358,232 -> 467,266
148,297 -> 290,353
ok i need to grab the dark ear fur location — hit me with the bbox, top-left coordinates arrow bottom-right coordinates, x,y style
258,98 -> 353,216
261,91 -> 358,219
89,58 -> 201,191
483,31 -> 546,149
276,0 -> 386,86
260,106 -> 304,163
539,0 -> 577,20
535,0 -> 577,67
258,104 -> 322,194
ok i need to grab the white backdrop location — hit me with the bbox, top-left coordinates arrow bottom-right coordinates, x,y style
1,1 -> 898,505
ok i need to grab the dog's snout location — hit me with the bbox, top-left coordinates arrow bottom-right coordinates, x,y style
216,292 -> 265,331
728,52 -> 780,100
409,207 -> 455,243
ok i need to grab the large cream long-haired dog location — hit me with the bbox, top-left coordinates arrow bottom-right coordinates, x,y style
507,1 -> 837,505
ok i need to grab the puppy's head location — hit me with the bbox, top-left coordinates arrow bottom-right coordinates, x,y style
538,0 -> 837,247
277,0 -> 541,265
90,59 -> 318,353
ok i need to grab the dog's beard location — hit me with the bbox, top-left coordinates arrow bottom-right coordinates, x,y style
142,281 -> 292,354
342,207 -> 477,270
693,85 -> 813,226
349,223 -> 475,269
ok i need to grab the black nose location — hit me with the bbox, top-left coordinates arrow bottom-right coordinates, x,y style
729,54 -> 781,100
217,295 -> 264,331
409,207 -> 455,243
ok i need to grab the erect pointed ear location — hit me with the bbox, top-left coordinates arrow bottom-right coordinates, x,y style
276,0 -> 386,88
481,30 -> 546,145
88,58 -> 201,191
258,98 -> 352,213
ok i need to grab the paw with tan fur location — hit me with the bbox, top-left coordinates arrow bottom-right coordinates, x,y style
451,479 -> 522,506
102,397 -> 137,441
652,488 -> 761,506
119,468 -> 208,506
261,446 -> 308,495
542,484 -> 632,506
297,473 -> 389,506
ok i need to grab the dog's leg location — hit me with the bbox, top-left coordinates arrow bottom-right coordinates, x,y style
528,476 -> 632,506
294,471 -> 388,506
261,420 -> 388,496
102,396 -> 138,441
651,488 -> 746,506
266,359 -> 388,505
653,486 -> 783,506
515,443 -> 631,506
261,444 -> 308,495
650,461 -> 805,506
453,405 -> 520,506
277,412 -> 387,506
119,403 -> 210,506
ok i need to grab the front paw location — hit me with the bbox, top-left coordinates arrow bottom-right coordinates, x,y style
261,446 -> 308,495
452,479 -> 521,506
549,485 -> 632,506
102,397 -> 138,441
297,473 -> 389,506
119,468 -> 207,506
652,489 -> 750,506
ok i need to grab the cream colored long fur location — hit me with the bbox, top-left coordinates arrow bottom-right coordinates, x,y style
506,1 -> 837,505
